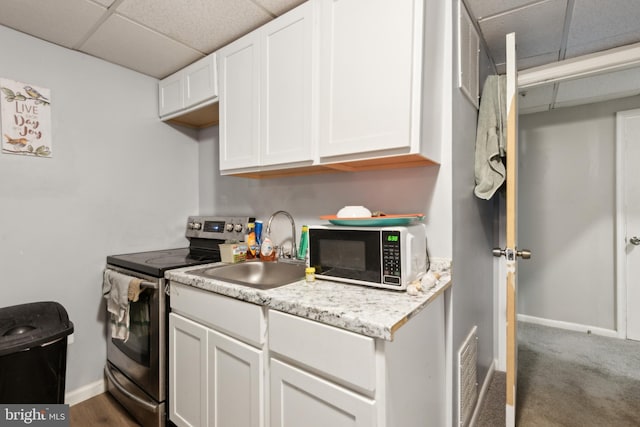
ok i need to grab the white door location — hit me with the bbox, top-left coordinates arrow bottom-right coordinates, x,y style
261,0 -> 315,167
207,329 -> 264,427
503,33 -> 522,427
169,313 -> 208,427
619,109 -> 640,341
270,359 -> 375,427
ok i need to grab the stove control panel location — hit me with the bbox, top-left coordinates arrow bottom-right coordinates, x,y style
186,216 -> 255,240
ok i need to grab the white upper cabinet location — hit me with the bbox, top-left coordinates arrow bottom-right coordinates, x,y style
218,1 -> 316,174
318,0 -> 420,160
159,53 -> 218,128
184,54 -> 218,107
261,2 -> 316,168
217,0 -> 446,177
217,32 -> 261,171
159,73 -> 184,117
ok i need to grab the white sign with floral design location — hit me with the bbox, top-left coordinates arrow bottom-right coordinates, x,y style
0,78 -> 52,157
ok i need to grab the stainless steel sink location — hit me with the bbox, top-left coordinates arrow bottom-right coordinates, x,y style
185,261 -> 305,290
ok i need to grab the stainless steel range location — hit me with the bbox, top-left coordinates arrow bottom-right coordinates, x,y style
104,215 -> 253,427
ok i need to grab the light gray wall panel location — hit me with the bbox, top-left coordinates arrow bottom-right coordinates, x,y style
518,95 -> 640,329
0,25 -> 200,393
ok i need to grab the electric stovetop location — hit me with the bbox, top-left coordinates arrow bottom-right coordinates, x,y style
106,215 -> 254,277
106,248 -> 217,277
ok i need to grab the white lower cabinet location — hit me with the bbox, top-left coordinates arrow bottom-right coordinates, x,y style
207,328 -> 264,427
169,313 -> 207,427
270,359 -> 375,427
169,282 -> 446,427
169,283 -> 266,427
169,313 -> 265,427
268,298 -> 447,427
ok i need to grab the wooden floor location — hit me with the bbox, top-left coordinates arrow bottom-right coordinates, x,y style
70,392 -> 140,427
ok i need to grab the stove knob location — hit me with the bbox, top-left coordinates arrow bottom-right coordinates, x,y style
188,222 -> 202,230
225,223 -> 234,232
234,224 -> 244,233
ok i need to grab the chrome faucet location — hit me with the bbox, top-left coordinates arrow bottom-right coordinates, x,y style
266,210 -> 297,260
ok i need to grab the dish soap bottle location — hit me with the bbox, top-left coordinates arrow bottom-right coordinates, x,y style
260,234 -> 276,261
297,225 -> 309,260
245,222 -> 257,259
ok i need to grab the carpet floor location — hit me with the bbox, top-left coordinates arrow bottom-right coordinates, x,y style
477,322 -> 640,426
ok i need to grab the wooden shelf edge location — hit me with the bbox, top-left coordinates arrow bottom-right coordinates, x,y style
163,102 -> 220,129
227,154 -> 438,179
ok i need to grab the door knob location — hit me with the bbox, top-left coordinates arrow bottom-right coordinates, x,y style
492,248 -> 532,260
630,236 -> 640,246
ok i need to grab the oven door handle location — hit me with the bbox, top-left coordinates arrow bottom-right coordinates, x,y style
140,280 -> 158,290
104,364 -> 158,413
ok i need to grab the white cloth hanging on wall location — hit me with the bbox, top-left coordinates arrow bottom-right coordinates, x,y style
474,75 -> 507,200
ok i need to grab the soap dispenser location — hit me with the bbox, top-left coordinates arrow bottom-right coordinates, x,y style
259,233 -> 276,261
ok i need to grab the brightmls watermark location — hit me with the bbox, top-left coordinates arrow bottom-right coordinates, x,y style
0,405 -> 68,426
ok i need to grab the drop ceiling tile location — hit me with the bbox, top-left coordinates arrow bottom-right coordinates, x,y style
555,66 -> 640,104
465,0 -> 540,20
520,104 -> 551,115
80,14 -> 203,78
494,51 -> 559,77
252,0 -> 306,15
518,84 -> 554,111
116,0 -> 273,53
0,0 -> 106,48
566,33 -> 640,58
567,0 -> 640,56
91,0 -> 115,6
479,0 -> 566,66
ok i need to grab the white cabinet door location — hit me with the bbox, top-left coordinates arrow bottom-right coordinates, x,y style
184,54 -> 217,108
159,72 -> 184,117
207,329 -> 264,427
169,313 -> 208,427
270,359 -> 375,427
218,32 -> 261,171
318,0 -> 420,158
261,1 -> 315,167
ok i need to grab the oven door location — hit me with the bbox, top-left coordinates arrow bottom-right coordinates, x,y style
105,265 -> 165,402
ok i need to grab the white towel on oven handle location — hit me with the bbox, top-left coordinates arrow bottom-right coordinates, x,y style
103,269 -> 131,341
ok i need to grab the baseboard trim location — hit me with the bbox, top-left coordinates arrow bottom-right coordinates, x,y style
469,358 -> 495,427
65,378 -> 106,406
517,314 -> 619,338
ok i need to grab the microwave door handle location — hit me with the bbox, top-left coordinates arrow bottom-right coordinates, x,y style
406,232 -> 414,258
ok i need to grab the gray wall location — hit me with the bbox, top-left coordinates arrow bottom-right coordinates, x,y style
518,95 -> 640,330
449,1 -> 498,423
0,26 -> 200,393
198,125 -> 450,256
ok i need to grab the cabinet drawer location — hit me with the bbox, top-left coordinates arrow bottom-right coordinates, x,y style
170,282 -> 266,347
268,310 -> 375,395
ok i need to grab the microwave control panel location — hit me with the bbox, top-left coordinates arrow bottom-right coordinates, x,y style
382,230 -> 401,285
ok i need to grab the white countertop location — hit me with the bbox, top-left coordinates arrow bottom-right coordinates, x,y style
165,257 -> 452,341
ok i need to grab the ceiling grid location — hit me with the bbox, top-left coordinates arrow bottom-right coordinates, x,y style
0,0 -> 639,111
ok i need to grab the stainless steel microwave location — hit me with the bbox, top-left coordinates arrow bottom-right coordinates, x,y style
308,224 -> 428,290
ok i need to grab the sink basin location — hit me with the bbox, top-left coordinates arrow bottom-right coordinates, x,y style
186,261 -> 305,290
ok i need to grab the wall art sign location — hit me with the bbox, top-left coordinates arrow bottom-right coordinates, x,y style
0,78 -> 52,157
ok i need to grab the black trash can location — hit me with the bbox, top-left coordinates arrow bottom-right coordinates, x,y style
0,301 -> 74,404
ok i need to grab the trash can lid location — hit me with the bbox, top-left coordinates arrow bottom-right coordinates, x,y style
0,301 -> 74,356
